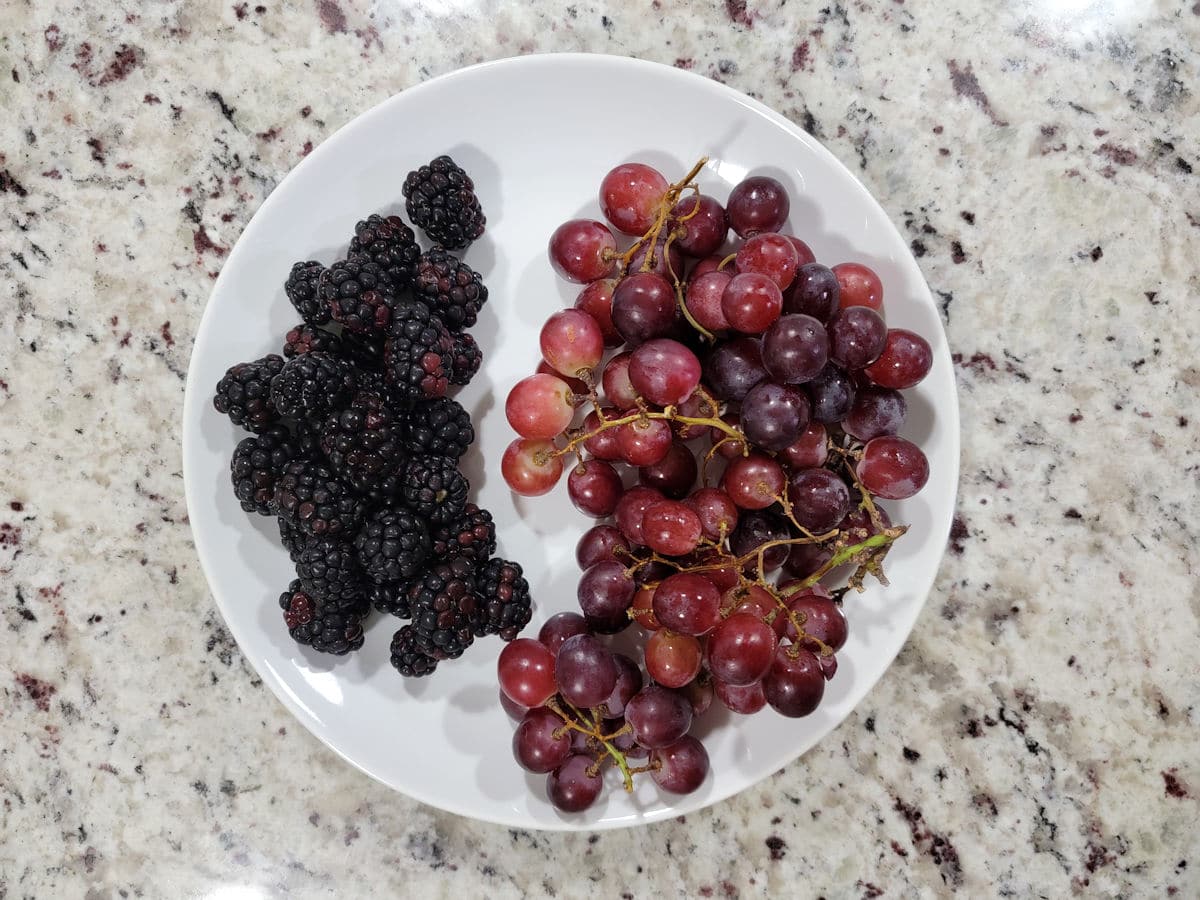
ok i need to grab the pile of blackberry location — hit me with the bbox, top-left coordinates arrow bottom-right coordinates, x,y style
213,156 -> 532,674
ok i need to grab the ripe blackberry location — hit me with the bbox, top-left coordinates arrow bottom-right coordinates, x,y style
447,331 -> 483,386
270,352 -> 358,421
412,247 -> 488,330
402,155 -> 486,250
476,558 -> 533,641
349,214 -> 421,289
213,354 -> 285,433
431,503 -> 496,564
383,298 -> 452,404
283,323 -> 344,358
407,557 -> 481,658
319,257 -> 396,335
230,426 -> 299,515
402,398 -> 474,460
271,459 -> 367,538
368,580 -> 412,618
319,391 -> 407,498
402,456 -> 468,524
279,580 -> 368,655
278,518 -> 306,562
285,260 -> 330,326
390,625 -> 440,677
355,507 -> 431,584
296,535 -> 365,602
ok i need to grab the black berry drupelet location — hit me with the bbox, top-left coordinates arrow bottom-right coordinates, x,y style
296,535 -> 365,602
283,323 -> 344,358
320,390 -> 407,500
214,354 -> 286,433
355,507 -> 431,584
476,558 -> 532,641
319,257 -> 396,335
402,155 -> 486,250
412,247 -> 488,330
271,459 -> 367,538
279,580 -> 368,655
348,214 -> 421,289
447,331 -> 483,386
390,625 -> 440,677
402,456 -> 469,524
230,426 -> 299,515
402,397 -> 474,460
284,260 -> 330,326
270,352 -> 358,420
431,503 -> 496,564
368,580 -> 411,618
278,518 -> 307,562
383,298 -> 452,404
407,557 -> 482,659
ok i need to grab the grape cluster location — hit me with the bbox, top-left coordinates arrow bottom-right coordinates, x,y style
499,158 -> 934,811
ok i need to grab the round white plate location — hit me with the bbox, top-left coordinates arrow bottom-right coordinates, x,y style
183,53 -> 959,830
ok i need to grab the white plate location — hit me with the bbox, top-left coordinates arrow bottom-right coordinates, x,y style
182,53 -> 960,830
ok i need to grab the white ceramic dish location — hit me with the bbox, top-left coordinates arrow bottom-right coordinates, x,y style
182,53 -> 960,830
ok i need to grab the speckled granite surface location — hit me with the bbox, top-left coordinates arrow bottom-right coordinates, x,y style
2,1 -> 1198,896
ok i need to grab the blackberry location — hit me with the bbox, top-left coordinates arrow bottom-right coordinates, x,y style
355,507 -> 431,584
476,558 -> 532,641
390,624 -> 440,677
402,397 -> 474,460
271,459 -> 367,538
319,257 -> 396,335
368,580 -> 412,618
349,214 -> 421,289
319,391 -> 407,497
402,456 -> 468,525
412,247 -> 488,330
279,580 -> 368,655
278,518 -> 306,562
447,330 -> 483,386
284,260 -> 330,326
296,535 -> 365,602
230,426 -> 299,515
283,323 -> 344,358
383,298 -> 452,404
402,155 -> 486,250
270,352 -> 357,421
431,503 -> 496,564
213,354 -> 285,433
407,557 -> 481,658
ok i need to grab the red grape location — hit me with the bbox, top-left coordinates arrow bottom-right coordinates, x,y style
624,684 -> 693,749
727,175 -> 790,237
613,485 -> 665,544
843,385 -> 906,441
828,306 -> 887,370
740,381 -> 810,451
547,753 -> 602,812
556,634 -> 618,708
707,612 -> 778,685
721,452 -> 786,511
787,468 -> 852,532
857,436 -> 929,499
680,676 -> 714,716
616,418 -> 673,466
715,678 -> 767,714
763,645 -> 824,717
536,361 -> 588,402
577,560 -> 636,634
833,262 -> 883,311
785,236 -> 816,267
724,583 -> 788,637
783,590 -> 847,651
575,279 -> 621,347
505,373 -> 575,439
728,510 -> 790,572
684,487 -> 739,541
500,689 -> 530,721
689,254 -> 726,279
498,638 -> 556,707
711,413 -> 748,459
863,328 -> 933,389
650,735 -> 710,794
601,352 -> 638,409
685,270 -> 733,333
778,421 -> 828,470
704,337 -> 767,402
652,572 -> 721,636
539,611 -> 590,656
600,162 -> 669,236
628,237 -> 685,281
567,458 -> 623,518
581,409 -> 623,460
629,339 -> 702,406
736,233 -> 799,290
611,272 -> 678,345
783,540 -> 832,580
502,437 -> 563,496
630,585 -> 661,631
540,309 -> 605,378
804,364 -> 856,424
784,262 -> 840,322
549,219 -> 617,283
641,500 -> 703,556
639,441 -> 698,499
645,630 -> 703,688
721,272 -> 783,334
576,525 -> 630,570
513,707 -> 572,774
670,193 -> 728,257
601,653 -> 643,718
762,313 -> 828,384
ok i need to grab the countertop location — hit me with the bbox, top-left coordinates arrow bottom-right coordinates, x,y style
2,1 -> 1198,896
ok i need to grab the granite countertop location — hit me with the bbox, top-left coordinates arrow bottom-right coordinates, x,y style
2,1 -> 1198,896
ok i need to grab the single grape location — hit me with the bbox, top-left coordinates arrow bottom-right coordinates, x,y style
684,487 -> 739,541
723,583 -> 788,637
857,435 -> 929,500
787,468 -> 852,532
601,653 -> 644,718
600,162 -> 669,236
670,193 -> 728,257
624,684 -> 693,749
567,458 -> 623,518
840,503 -> 892,538
804,364 -> 856,424
783,589 -> 848,651
642,500 -> 703,557
498,638 -> 557,707
601,352 -> 638,409
500,689 -> 530,721
645,630 -> 703,688
704,337 -> 767,402
832,262 -> 883,311
513,707 -> 572,774
502,437 -> 564,496
576,524 -> 631,570
629,339 -> 702,406
740,381 -> 810,451
688,550 -> 740,592
536,361 -> 588,403
652,572 -> 721,635
727,175 -> 790,237
616,417 -> 673,466
547,753 -> 603,812
639,441 -> 698,499
505,373 -> 575,439
736,233 -> 800,290
714,678 -> 767,714
707,612 -> 778,686
762,314 -> 828,384
540,309 -> 605,379
628,237 -> 685,281
613,485 -> 665,544
782,540 -> 831,580
575,279 -> 622,347
778,422 -> 828,470
611,272 -> 678,345
763,645 -> 825,717
785,236 -> 816,267
582,410 -> 623,460
819,653 -> 838,681
828,306 -> 887,370
549,219 -> 617,283
842,385 -> 906,441
556,634 -> 619,708
680,675 -> 714,716
689,255 -> 725,280
784,262 -> 840,322
672,391 -> 715,441
630,585 -> 661,631
721,452 -> 786,511
569,728 -> 592,754
728,510 -> 791,572
863,328 -> 933,389
685,270 -> 733,333
711,412 -> 748,459
650,735 -> 710,794
721,272 -> 783,334
539,611 -> 591,656
607,720 -> 649,759
577,560 -> 636,634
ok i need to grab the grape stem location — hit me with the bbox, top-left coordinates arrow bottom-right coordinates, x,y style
547,697 -> 637,793
546,405 -> 746,461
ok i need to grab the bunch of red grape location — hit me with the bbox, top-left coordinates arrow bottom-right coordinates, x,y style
499,158 -> 934,812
